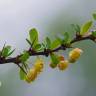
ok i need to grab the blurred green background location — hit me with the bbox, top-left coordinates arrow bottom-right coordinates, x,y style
0,0 -> 96,96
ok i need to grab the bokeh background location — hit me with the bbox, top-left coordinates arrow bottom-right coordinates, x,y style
0,0 -> 96,96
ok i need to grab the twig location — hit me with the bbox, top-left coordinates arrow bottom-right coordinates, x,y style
0,34 -> 95,65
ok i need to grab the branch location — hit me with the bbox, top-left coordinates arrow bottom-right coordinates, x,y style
0,34 -> 95,65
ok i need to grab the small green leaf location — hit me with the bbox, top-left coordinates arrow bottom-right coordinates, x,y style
80,21 -> 93,35
34,44 -> 42,51
56,37 -> 62,43
2,46 -> 11,57
50,53 -> 59,67
92,13 -> 96,20
92,31 -> 96,37
50,39 -> 60,49
71,24 -> 80,32
42,43 -> 46,49
29,28 -> 38,47
7,49 -> 15,57
20,51 -> 30,63
63,32 -> 70,44
19,68 -> 26,80
46,37 -> 51,49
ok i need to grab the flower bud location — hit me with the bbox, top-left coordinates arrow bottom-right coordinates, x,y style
25,68 -> 37,83
58,55 -> 65,61
69,48 -> 83,63
58,60 -> 69,71
49,63 -> 57,68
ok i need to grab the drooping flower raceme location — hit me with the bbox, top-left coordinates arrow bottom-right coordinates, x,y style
58,60 -> 69,71
58,55 -> 69,71
25,58 -> 44,83
69,48 -> 83,63
25,68 -> 38,83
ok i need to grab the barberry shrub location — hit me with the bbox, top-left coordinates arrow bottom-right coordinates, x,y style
0,13 -> 96,83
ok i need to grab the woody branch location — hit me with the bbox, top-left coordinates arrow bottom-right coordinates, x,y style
0,33 -> 95,65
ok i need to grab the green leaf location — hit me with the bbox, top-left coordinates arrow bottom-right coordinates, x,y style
42,43 -> 46,49
63,32 -> 70,43
34,44 -> 42,51
19,68 -> 26,80
71,24 -> 80,32
2,46 -> 11,57
50,53 -> 59,67
29,28 -> 38,47
46,37 -> 51,48
20,51 -> 30,63
92,31 -> 96,37
56,37 -> 62,43
50,39 -> 60,49
7,49 -> 15,57
92,13 -> 96,20
80,21 -> 93,35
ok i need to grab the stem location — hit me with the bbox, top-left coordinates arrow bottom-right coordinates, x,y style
0,34 -> 95,65
17,64 -> 27,74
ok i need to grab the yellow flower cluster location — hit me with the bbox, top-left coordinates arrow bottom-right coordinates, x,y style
50,48 -> 83,71
57,55 -> 69,71
25,68 -> 37,83
69,48 -> 83,63
25,58 -> 44,83
49,55 -> 65,69
58,60 -> 69,70
24,48 -> 83,83
49,55 -> 69,71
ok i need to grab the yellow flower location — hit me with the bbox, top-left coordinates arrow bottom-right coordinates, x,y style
34,58 -> 44,73
69,48 -> 83,63
25,57 -> 44,83
25,68 -> 37,83
58,55 -> 65,61
58,60 -> 69,71
49,55 -> 65,69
